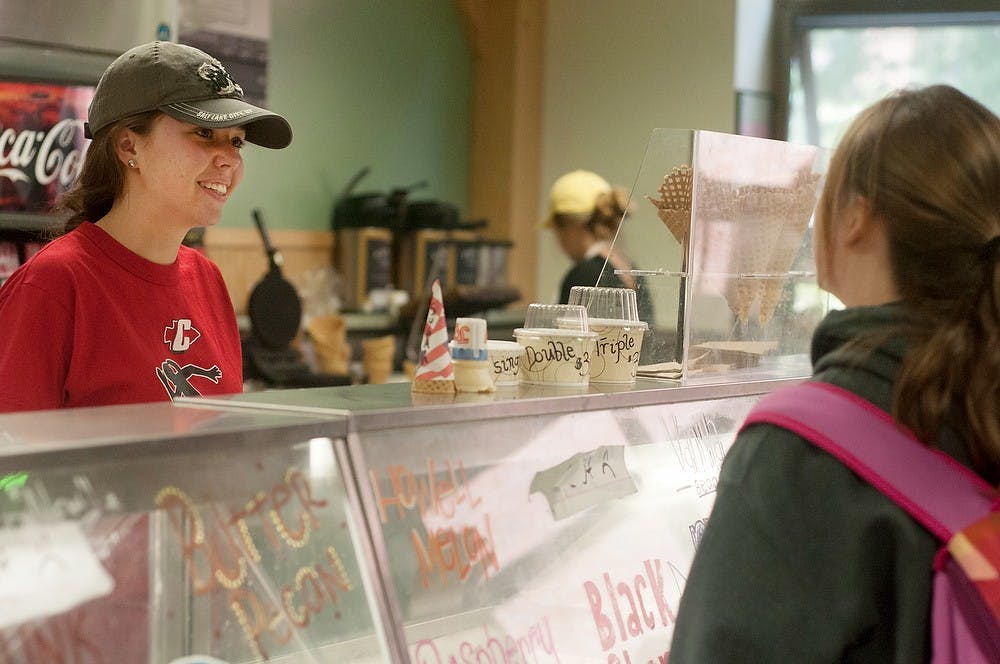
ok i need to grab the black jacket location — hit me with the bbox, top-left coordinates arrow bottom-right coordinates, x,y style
669,304 -> 974,663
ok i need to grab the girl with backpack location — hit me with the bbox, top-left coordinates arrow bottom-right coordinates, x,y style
669,85 -> 1000,662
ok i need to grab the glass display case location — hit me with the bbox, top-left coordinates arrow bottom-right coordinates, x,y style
603,129 -> 831,382
1,376 -> 803,662
200,376 -> 803,663
0,402 -> 395,663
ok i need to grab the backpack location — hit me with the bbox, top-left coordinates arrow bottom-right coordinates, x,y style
742,381 -> 1000,664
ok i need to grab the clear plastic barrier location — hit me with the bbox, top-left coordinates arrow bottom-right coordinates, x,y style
353,395 -> 759,662
602,128 -> 831,382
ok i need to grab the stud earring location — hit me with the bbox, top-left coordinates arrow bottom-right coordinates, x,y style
127,159 -> 136,168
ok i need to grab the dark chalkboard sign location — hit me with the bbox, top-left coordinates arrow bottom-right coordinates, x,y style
423,241 -> 450,289
455,241 -> 480,286
365,237 -> 393,293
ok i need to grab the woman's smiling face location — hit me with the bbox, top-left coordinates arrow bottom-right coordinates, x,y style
129,114 -> 246,230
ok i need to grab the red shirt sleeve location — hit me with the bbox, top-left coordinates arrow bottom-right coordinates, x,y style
0,271 -> 74,412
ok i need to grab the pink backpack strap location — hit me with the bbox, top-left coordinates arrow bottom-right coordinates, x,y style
742,381 -> 996,542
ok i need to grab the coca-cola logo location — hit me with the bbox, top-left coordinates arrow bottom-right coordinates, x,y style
0,118 -> 88,189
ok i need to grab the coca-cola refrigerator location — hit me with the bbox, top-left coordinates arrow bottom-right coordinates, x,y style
0,81 -> 93,215
0,79 -> 94,281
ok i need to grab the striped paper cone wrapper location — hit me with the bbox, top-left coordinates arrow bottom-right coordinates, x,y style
414,279 -> 454,381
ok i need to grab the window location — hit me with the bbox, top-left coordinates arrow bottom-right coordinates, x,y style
774,1 -> 1000,147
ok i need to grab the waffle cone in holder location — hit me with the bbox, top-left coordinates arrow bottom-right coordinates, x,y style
707,187 -> 771,325
757,174 -> 821,326
646,164 -> 693,247
648,163 -> 821,328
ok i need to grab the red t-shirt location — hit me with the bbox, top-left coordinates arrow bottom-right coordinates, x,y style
0,222 -> 243,412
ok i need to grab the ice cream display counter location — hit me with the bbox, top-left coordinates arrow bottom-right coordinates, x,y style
0,376 -> 800,663
196,376 -> 803,663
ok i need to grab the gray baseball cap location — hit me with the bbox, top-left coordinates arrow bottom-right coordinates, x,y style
85,41 -> 292,149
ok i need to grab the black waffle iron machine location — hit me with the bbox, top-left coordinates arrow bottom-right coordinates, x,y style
242,209 -> 350,388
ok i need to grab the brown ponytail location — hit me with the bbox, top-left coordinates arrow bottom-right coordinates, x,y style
590,186 -> 631,240
820,85 -> 1000,481
55,111 -> 161,235
895,247 -> 1000,480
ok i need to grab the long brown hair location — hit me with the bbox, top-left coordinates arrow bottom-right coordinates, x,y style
816,85 -> 1000,479
55,111 -> 161,234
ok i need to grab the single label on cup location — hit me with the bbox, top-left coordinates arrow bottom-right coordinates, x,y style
515,330 -> 595,386
486,340 -> 521,387
589,321 -> 645,384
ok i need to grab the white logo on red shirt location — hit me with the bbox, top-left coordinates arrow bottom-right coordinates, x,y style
164,319 -> 201,352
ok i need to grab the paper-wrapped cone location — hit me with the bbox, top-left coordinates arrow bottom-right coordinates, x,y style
412,279 -> 455,393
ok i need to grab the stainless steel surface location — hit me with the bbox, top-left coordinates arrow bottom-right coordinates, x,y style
0,1 -> 174,56
194,375 -> 804,431
0,400 -> 348,466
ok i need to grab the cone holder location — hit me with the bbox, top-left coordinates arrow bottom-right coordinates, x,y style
598,128 -> 833,383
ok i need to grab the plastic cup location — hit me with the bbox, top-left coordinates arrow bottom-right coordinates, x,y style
568,287 -> 648,384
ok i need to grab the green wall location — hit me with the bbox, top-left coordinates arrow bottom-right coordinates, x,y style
223,0 -> 472,231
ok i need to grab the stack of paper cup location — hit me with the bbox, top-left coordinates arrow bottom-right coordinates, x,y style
451,317 -> 495,393
568,286 -> 648,384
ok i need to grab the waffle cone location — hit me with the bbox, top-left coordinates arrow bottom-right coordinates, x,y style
757,175 -> 821,326
411,377 -> 456,394
717,190 -> 772,325
646,165 -> 693,246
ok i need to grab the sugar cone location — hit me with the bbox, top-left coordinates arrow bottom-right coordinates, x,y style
306,315 -> 351,374
412,279 -> 455,393
362,335 -> 395,384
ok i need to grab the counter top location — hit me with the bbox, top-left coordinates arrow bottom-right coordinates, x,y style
0,400 -> 347,466
192,373 -> 804,431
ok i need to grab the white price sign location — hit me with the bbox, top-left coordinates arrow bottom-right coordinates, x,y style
0,521 -> 114,629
